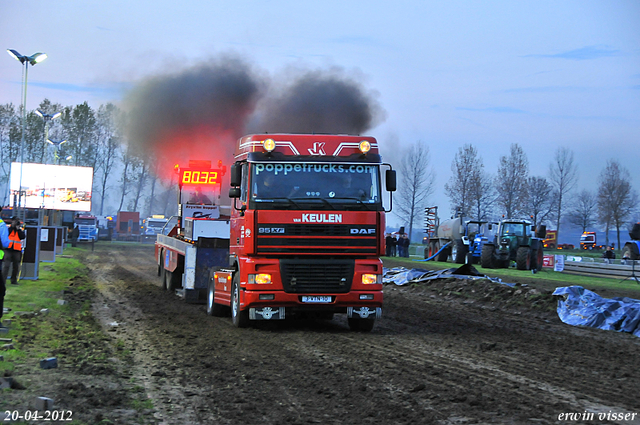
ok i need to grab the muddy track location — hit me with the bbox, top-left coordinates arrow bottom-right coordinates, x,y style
79,244 -> 640,425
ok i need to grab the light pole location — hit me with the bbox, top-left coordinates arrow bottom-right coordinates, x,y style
7,49 -> 47,221
46,139 -> 67,165
36,110 -> 62,161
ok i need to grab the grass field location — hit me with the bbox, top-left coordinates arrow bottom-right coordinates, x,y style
384,253 -> 640,297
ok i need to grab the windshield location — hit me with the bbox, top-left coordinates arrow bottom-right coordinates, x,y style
250,162 -> 381,209
501,223 -> 527,237
147,220 -> 166,229
75,218 -> 96,226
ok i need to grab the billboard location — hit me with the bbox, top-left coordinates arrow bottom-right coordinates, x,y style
10,163 -> 93,212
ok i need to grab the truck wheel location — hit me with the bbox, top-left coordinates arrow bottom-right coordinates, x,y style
436,243 -> 450,262
348,318 -> 375,332
207,277 -> 227,317
623,244 -> 640,260
516,247 -> 531,270
231,273 -> 249,328
481,245 -> 496,268
160,265 -> 167,290
157,250 -> 163,276
453,240 -> 468,264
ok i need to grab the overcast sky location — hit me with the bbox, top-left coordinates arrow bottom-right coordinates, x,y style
2,1 -> 639,225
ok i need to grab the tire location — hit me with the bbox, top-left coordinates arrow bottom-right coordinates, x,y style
516,247 -> 531,270
534,249 -> 544,269
348,318 -> 375,332
428,242 -> 438,259
623,244 -> 640,261
165,269 -> 182,292
436,243 -> 450,262
157,250 -> 163,277
231,273 -> 249,328
481,245 -> 496,268
160,263 -> 167,290
453,240 -> 468,264
206,274 -> 227,317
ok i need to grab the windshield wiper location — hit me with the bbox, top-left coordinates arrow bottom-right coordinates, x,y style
289,197 -> 338,210
326,197 -> 376,211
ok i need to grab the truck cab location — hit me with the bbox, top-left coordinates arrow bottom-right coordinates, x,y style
73,215 -> 98,243
222,134 -> 395,331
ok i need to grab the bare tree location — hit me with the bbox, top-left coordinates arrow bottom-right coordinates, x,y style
395,140 -> 435,241
117,141 -> 141,212
567,189 -> 598,233
129,158 -> 150,212
94,103 -> 123,215
495,143 -> 529,218
526,176 -> 555,229
61,102 -> 97,167
445,144 -> 480,217
548,147 -> 577,240
469,168 -> 495,220
597,159 -> 638,249
0,103 -> 20,203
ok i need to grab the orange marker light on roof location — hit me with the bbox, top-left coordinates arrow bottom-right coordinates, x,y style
359,140 -> 371,154
263,138 -> 276,152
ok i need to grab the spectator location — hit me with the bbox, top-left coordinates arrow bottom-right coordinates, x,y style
385,233 -> 394,257
391,235 -> 398,257
3,217 -> 25,286
603,245 -> 615,264
400,234 -> 411,257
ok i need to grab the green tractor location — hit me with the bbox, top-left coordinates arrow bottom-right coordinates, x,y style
480,219 -> 545,270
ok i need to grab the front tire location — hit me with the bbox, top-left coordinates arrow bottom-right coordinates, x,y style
231,273 -> 250,328
481,245 -> 496,268
516,247 -> 531,270
348,318 -> 375,332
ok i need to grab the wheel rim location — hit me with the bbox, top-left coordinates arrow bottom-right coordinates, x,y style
232,284 -> 239,319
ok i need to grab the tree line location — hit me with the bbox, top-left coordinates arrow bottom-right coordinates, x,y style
0,100 -> 178,218
395,141 -> 638,249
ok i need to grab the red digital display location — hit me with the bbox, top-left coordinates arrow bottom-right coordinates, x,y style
180,169 -> 221,185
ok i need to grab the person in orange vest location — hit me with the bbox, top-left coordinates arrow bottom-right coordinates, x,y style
3,216 -> 25,286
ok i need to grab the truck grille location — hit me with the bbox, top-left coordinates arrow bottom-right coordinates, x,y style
280,259 -> 354,293
256,224 -> 377,255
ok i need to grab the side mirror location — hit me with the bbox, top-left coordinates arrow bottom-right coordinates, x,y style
230,163 -> 242,187
386,169 -> 396,192
536,225 -> 547,239
229,187 -> 241,198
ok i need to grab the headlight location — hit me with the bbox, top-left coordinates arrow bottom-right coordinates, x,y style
362,274 -> 380,285
263,138 -> 276,152
248,273 -> 272,284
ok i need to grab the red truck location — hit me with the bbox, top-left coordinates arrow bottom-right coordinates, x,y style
115,211 -> 141,241
155,134 -> 396,331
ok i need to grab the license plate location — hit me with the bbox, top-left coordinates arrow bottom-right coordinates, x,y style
301,296 -> 332,303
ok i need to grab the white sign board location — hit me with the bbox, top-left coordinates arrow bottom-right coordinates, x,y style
554,255 -> 565,272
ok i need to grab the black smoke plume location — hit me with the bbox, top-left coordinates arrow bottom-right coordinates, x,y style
124,55 -> 384,178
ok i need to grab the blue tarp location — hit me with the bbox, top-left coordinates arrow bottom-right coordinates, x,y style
383,265 -> 514,287
552,286 -> 640,337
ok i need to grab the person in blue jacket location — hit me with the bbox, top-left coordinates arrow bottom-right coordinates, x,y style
0,208 -> 12,329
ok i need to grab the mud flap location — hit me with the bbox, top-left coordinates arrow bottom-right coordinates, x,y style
249,307 -> 286,320
347,307 -> 382,319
